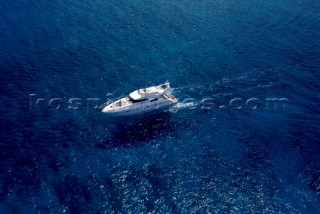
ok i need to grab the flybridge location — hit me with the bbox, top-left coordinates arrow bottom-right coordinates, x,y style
128,82 -> 171,100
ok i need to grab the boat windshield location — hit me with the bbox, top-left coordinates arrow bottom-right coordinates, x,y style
127,95 -> 135,102
160,84 -> 167,89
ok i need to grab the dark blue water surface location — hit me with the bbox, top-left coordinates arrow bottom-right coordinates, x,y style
1,0 -> 320,213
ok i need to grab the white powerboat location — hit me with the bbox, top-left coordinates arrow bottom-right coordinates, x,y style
102,82 -> 178,116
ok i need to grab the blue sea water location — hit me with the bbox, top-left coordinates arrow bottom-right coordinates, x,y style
1,0 -> 320,213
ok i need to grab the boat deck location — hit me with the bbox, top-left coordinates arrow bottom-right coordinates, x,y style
167,94 -> 178,102
162,94 -> 178,102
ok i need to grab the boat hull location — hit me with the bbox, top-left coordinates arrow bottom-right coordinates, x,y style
102,102 -> 175,117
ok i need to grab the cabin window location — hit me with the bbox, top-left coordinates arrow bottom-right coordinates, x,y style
127,96 -> 147,103
150,98 -> 158,102
132,99 -> 147,103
